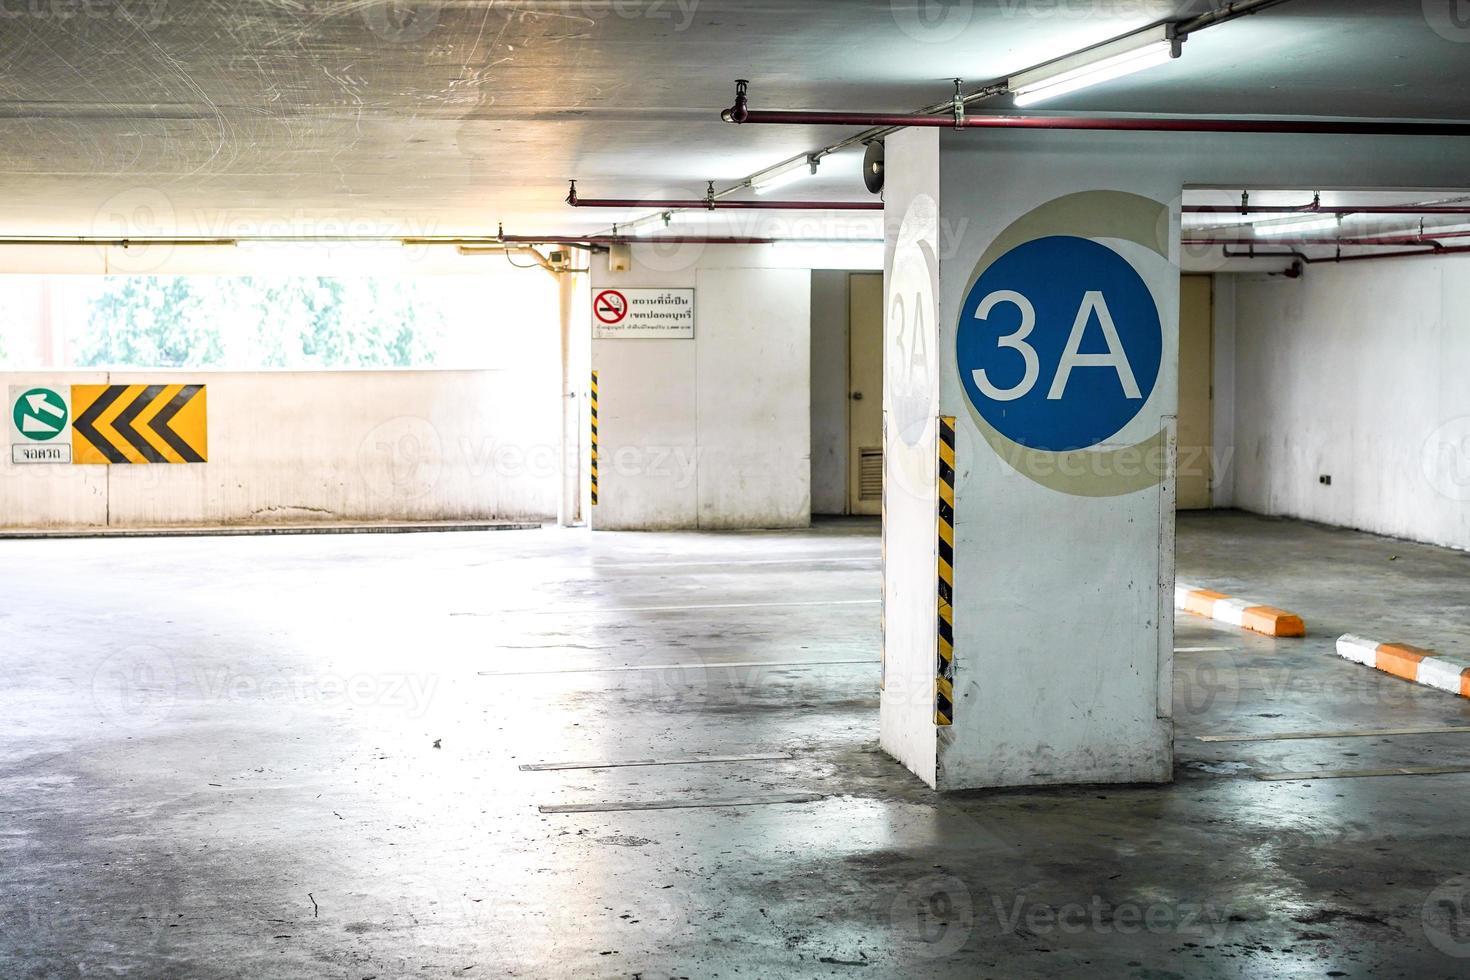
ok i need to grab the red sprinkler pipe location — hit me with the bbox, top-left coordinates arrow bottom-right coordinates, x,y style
565,235 -> 880,247
522,235 -> 879,246
414,235 -> 797,248
513,235 -> 786,246
569,198 -> 883,211
1220,245 -> 1310,263
1310,246 -> 1470,262
1217,243 -> 1470,264
721,83 -> 1470,138
565,182 -> 881,212
1184,230 -> 1470,247
576,236 -> 780,244
727,109 -> 1470,138
1185,204 -> 1470,215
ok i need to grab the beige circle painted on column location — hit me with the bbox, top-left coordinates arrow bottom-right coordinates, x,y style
956,190 -> 1172,498
887,193 -> 941,502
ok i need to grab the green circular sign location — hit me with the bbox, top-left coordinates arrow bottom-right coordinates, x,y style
13,387 -> 68,442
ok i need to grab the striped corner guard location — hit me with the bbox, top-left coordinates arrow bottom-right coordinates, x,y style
590,370 -> 599,507
935,417 -> 956,727
1337,634 -> 1470,699
1175,583 -> 1306,638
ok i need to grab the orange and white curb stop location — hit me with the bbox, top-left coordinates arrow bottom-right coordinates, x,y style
1336,635 -> 1470,698
1174,583 -> 1306,638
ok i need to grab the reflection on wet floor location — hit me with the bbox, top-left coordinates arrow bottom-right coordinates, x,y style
2,512 -> 1469,977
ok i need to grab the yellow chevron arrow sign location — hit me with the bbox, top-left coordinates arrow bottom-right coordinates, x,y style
71,383 -> 208,465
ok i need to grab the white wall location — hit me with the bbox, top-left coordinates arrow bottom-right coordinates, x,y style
810,271 -> 850,515
1211,274 -> 1237,509
0,369 -> 558,528
1230,254 -> 1470,550
589,244 -> 870,531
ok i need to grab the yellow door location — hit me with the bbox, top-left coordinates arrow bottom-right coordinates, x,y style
1178,275 -> 1214,510
848,273 -> 884,516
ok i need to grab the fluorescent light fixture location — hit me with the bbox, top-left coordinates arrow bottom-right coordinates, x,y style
752,156 -> 817,195
617,213 -> 670,237
1182,214 -> 1260,229
1254,215 -> 1340,237
1008,25 -> 1181,108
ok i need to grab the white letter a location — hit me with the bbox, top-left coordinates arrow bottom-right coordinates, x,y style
1047,290 -> 1142,400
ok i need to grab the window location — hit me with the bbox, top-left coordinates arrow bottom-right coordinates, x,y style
0,273 -> 553,370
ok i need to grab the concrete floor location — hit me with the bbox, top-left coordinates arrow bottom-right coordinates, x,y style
3,511 -> 1469,978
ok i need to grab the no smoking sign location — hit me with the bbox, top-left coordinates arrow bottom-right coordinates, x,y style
594,289 -> 628,325
592,288 -> 695,339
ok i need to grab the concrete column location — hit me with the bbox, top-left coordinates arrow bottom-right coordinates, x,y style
880,128 -> 1178,790
557,264 -> 583,527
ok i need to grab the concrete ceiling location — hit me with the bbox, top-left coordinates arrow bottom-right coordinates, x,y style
1,0 -> 1468,239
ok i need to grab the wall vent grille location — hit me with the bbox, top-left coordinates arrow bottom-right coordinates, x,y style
859,447 -> 883,502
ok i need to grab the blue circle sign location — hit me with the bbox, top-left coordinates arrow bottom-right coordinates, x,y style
957,235 -> 1162,452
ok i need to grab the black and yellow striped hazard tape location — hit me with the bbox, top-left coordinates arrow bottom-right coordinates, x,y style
590,370 -> 599,507
936,416 -> 956,727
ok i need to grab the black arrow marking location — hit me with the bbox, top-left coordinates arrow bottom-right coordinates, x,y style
148,384 -> 205,463
73,385 -> 128,463
113,385 -> 168,463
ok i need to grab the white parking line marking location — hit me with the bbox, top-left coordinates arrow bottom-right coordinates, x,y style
454,599 -> 881,616
539,793 -> 826,814
1255,766 -> 1470,782
1199,725 -> 1470,743
591,556 -> 877,569
520,752 -> 793,771
479,658 -> 878,677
